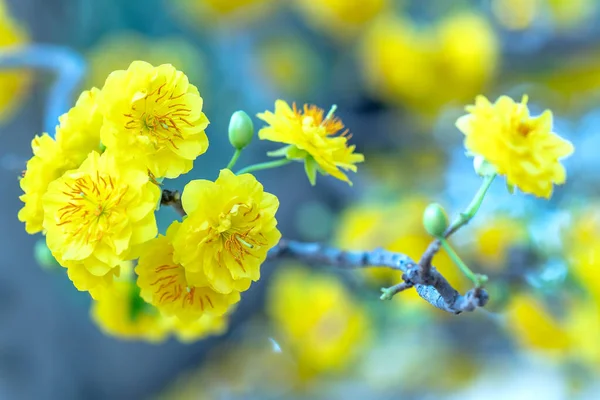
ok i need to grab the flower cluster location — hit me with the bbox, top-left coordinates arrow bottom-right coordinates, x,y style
19,61 -> 273,342
136,170 -> 280,323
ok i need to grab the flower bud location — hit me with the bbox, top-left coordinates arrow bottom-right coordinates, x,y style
34,239 -> 60,270
228,110 -> 254,150
423,203 -> 449,238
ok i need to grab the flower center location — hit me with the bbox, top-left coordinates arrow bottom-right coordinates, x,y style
517,121 -> 533,137
57,173 -> 128,243
150,264 -> 216,311
123,82 -> 194,149
210,204 -> 266,270
292,103 -> 346,137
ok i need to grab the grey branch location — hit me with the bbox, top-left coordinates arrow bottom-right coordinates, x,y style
268,240 -> 488,314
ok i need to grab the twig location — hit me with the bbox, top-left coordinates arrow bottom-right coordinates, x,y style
269,240 -> 488,314
161,189 -> 186,217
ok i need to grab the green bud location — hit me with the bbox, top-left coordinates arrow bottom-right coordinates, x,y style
34,239 -> 60,270
228,110 -> 254,150
423,203 -> 449,238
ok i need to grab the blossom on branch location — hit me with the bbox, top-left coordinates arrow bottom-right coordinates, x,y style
136,221 -> 240,321
100,61 -> 209,179
172,169 -> 281,294
457,95 -> 574,198
42,151 -> 160,297
257,100 -> 364,185
18,88 -> 104,234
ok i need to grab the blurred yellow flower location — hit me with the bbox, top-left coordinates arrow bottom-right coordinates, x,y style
91,280 -> 170,343
0,0 -> 30,122
564,208 -> 600,303
360,13 -> 498,117
505,293 -> 571,353
294,0 -> 388,37
457,95 -> 574,198
267,265 -> 371,378
42,151 -> 159,297
255,36 -> 323,98
171,0 -> 276,28
136,221 -> 240,321
18,89 -> 104,234
491,0 -> 539,30
471,215 -> 529,270
172,169 -> 281,294
257,100 -> 364,185
100,61 -> 209,179
492,0 -> 595,31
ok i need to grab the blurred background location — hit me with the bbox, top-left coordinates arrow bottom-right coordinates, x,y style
2,0 -> 600,399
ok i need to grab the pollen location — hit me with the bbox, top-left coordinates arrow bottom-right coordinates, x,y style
56,173 -> 128,244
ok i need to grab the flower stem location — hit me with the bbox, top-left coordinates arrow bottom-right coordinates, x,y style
446,173 -> 496,237
236,158 -> 292,175
440,238 -> 487,287
226,149 -> 243,170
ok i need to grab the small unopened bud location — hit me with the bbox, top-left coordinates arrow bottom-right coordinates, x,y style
34,239 -> 60,270
423,203 -> 449,238
228,110 -> 254,150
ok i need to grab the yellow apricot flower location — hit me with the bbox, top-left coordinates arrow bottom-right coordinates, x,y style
457,95 -> 574,198
0,0 -> 31,121
172,169 -> 281,294
42,151 -> 160,297
267,265 -> 371,378
100,61 -> 209,179
257,100 -> 364,185
55,87 -> 103,161
18,134 -> 73,234
18,88 -> 104,234
91,280 -> 170,342
167,314 -> 228,343
136,221 -> 240,321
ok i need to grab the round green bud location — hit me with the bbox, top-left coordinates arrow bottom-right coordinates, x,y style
423,203 -> 449,238
34,239 -> 60,270
228,110 -> 254,150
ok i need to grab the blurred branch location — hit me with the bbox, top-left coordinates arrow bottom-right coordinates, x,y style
161,188 -> 489,314
161,189 -> 185,217
0,45 -> 86,134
